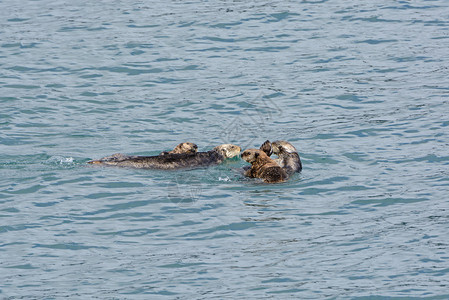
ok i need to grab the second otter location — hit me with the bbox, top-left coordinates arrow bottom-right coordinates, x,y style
260,140 -> 302,176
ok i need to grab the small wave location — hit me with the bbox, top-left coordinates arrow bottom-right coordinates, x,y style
48,156 -> 74,165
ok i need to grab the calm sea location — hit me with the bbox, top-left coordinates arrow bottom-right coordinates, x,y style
1,0 -> 449,298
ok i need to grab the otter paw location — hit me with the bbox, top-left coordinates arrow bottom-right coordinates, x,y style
260,140 -> 273,156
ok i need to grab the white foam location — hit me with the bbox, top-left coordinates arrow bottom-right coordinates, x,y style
59,157 -> 74,164
49,156 -> 74,164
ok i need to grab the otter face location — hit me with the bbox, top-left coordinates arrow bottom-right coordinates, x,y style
214,144 -> 241,158
173,142 -> 198,154
241,148 -> 264,163
271,140 -> 297,154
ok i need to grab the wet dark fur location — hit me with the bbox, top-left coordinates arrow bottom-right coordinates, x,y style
259,140 -> 273,156
88,151 -> 227,170
242,149 -> 287,183
246,164 -> 288,183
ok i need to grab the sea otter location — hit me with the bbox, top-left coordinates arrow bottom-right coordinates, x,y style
88,142 -> 198,164
159,142 -> 198,155
88,144 -> 241,170
241,148 -> 287,183
88,142 -> 199,166
260,140 -> 302,175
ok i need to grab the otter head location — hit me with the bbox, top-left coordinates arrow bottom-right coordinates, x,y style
271,140 -> 298,155
241,149 -> 269,163
173,142 -> 198,154
213,144 -> 241,158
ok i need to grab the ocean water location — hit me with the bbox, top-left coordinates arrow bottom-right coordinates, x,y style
1,0 -> 449,298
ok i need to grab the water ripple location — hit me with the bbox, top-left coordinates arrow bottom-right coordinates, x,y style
1,0 -> 449,298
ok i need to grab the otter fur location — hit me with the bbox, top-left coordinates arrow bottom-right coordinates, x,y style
241,149 -> 287,183
88,144 -> 241,170
260,140 -> 302,175
160,142 -> 198,155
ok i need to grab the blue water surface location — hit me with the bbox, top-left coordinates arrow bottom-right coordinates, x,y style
1,0 -> 449,298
